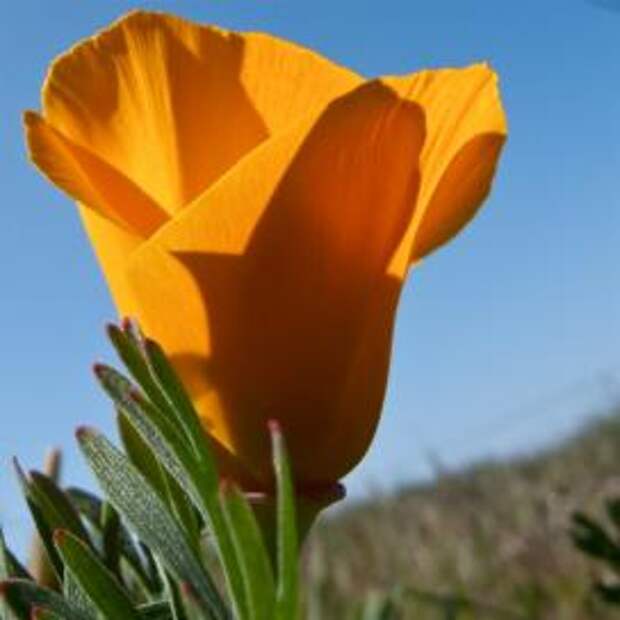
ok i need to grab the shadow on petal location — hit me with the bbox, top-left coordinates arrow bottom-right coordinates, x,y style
155,82 -> 426,486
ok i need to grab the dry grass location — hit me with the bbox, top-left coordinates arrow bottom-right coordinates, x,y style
305,410 -> 620,619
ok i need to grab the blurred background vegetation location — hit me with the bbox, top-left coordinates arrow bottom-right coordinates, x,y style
305,408 -> 620,619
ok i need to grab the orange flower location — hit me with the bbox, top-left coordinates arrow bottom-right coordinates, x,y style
25,11 -> 507,491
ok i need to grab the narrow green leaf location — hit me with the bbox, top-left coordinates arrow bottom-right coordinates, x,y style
76,428 -> 228,620
28,472 -> 92,546
1,529 -> 16,620
0,579 -> 85,620
1,530 -> 11,582
137,541 -> 163,598
161,467 -> 202,553
1,530 -> 11,581
66,488 -> 159,595
122,395 -> 247,620
572,512 -> 620,565
113,320 -> 200,459
54,530 -> 140,620
118,411 -> 168,500
63,570 -> 96,620
95,366 -> 199,515
125,406 -> 246,618
98,364 -> 246,619
107,324 -> 175,419
6,552 -> 31,581
117,321 -> 222,520
138,601 -> 173,620
31,607 -> 67,620
100,502 -> 121,576
65,488 -> 104,524
180,582 -> 216,620
13,460 -> 64,582
159,566 -> 188,620
141,338 -> 217,473
271,421 -> 299,620
119,409 -> 201,550
220,482 -> 275,620
0,535 -> 31,582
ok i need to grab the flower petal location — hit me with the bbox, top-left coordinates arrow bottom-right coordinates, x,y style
384,64 -> 507,269
127,81 -> 426,486
24,112 -> 167,237
237,31 -> 361,134
78,206 -> 144,318
41,10 -> 360,214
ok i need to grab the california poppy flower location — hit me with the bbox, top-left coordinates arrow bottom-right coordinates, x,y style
24,11 -> 507,492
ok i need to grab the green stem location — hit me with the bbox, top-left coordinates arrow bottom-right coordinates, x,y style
247,484 -> 345,569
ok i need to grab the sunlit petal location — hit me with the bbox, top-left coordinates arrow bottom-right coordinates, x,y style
41,10 -> 360,214
385,64 -> 507,271
24,112 -> 167,236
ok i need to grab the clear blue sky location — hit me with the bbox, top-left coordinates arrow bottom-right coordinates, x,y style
1,0 -> 619,549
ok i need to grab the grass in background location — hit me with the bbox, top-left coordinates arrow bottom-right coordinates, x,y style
307,409 -> 620,619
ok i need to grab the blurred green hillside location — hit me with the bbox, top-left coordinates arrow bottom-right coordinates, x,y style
307,410 -> 620,619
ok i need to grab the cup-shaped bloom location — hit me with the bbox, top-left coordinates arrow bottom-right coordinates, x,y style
25,11 -> 507,491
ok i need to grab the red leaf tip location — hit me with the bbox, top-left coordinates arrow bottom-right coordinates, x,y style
128,387 -> 143,402
180,581 -> 196,598
92,362 -> 106,376
105,321 -> 120,335
144,337 -> 158,350
75,426 -> 94,441
219,478 -> 234,495
52,529 -> 66,545
267,419 -> 281,435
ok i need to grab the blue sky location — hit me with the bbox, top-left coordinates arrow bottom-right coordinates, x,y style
1,0 -> 619,550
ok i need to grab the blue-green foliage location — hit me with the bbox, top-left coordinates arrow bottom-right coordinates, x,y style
0,323 -> 300,620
